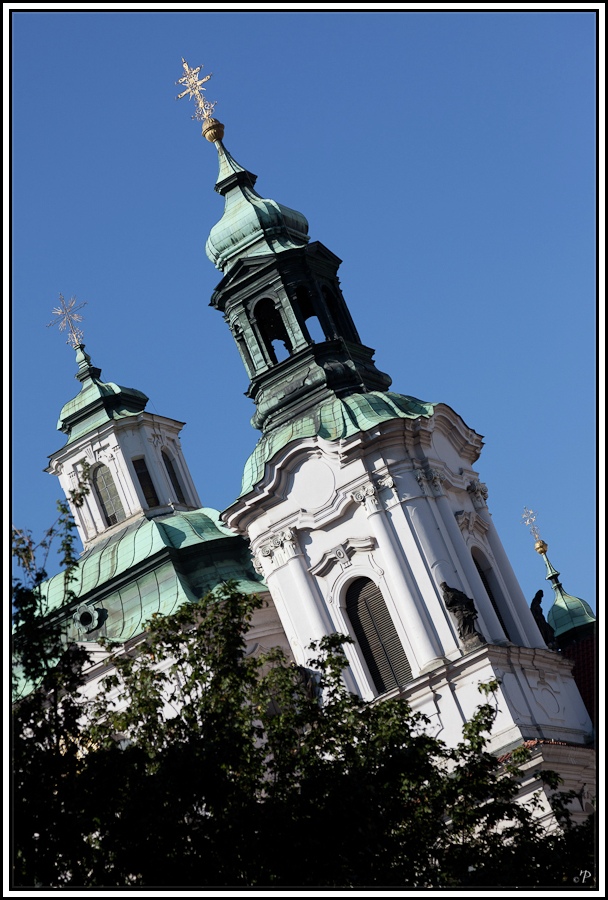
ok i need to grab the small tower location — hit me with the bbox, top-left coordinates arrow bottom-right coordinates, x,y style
203,119 -> 392,435
46,340 -> 201,550
36,295 -> 289,668
523,510 -> 596,725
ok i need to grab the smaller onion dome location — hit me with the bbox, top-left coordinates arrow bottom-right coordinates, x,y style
57,344 -> 149,444
534,543 -> 596,639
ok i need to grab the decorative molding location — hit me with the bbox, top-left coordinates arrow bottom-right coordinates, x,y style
467,480 -> 489,510
310,537 -> 377,578
73,604 -> 100,634
454,510 -> 490,540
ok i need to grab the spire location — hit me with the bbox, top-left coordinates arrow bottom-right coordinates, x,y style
175,59 -> 308,272
534,540 -> 596,639
56,343 -> 148,445
203,118 -> 309,272
522,509 -> 596,641
47,294 -> 148,444
176,57 -> 400,440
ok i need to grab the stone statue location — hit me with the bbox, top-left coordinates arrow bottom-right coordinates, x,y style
530,589 -> 556,648
440,582 -> 486,646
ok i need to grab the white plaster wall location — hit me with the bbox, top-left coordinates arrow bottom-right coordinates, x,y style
224,408 -> 587,747
47,413 -> 201,549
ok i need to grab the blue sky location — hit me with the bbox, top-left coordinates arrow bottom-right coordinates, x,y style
10,8 -> 599,616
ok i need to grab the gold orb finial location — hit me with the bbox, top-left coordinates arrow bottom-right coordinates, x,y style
202,117 -> 224,143
534,539 -> 548,555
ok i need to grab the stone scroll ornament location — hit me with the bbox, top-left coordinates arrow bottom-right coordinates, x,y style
440,582 -> 486,648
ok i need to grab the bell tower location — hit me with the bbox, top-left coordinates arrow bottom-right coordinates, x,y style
203,115 -> 391,434
179,61 -> 594,794
45,296 -> 201,550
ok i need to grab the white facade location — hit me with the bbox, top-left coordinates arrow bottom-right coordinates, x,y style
47,411 -> 201,550
223,403 -> 594,759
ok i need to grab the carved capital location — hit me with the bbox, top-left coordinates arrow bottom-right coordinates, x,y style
414,466 -> 444,496
351,482 -> 379,512
258,527 -> 300,569
375,472 -> 396,492
428,468 -> 444,495
467,480 -> 488,509
414,468 -> 428,495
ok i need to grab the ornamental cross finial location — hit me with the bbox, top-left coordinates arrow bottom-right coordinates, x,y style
176,57 -> 216,122
47,294 -> 86,348
522,507 -> 542,542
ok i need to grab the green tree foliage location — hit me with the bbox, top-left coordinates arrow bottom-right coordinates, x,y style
12,497 -> 595,888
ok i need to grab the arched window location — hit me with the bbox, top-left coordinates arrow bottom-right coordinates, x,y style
346,577 -> 413,694
254,298 -> 292,364
92,464 -> 126,527
295,286 -> 328,343
472,550 -> 513,642
132,458 -> 160,509
321,285 -> 354,340
162,451 -> 186,504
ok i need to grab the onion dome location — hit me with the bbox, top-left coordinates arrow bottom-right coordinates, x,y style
203,119 -> 309,272
534,540 -> 596,639
56,344 -> 149,444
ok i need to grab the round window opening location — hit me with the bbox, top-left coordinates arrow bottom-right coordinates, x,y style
73,604 -> 100,633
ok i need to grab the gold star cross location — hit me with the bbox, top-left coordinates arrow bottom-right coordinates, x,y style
522,507 -> 541,541
47,294 -> 86,347
176,57 -> 216,122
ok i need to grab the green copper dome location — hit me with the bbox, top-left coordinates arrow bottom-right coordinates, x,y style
539,552 -> 596,638
56,345 -> 149,444
240,391 -> 435,495
38,508 -> 265,639
546,586 -> 596,638
205,138 -> 309,272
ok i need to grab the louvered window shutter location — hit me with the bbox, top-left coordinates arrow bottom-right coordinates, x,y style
346,578 -> 413,694
92,464 -> 126,527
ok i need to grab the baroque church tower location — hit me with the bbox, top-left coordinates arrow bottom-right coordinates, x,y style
179,61 -> 594,808
34,62 -> 594,822
38,317 -> 289,666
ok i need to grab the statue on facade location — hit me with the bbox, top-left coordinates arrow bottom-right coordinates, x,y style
530,589 -> 556,648
440,582 -> 486,647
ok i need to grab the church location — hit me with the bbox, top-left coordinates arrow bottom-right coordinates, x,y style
36,60 -> 595,823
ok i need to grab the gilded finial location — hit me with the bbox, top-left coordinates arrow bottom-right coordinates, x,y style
176,57 -> 217,128
47,294 -> 86,348
522,507 -> 548,554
